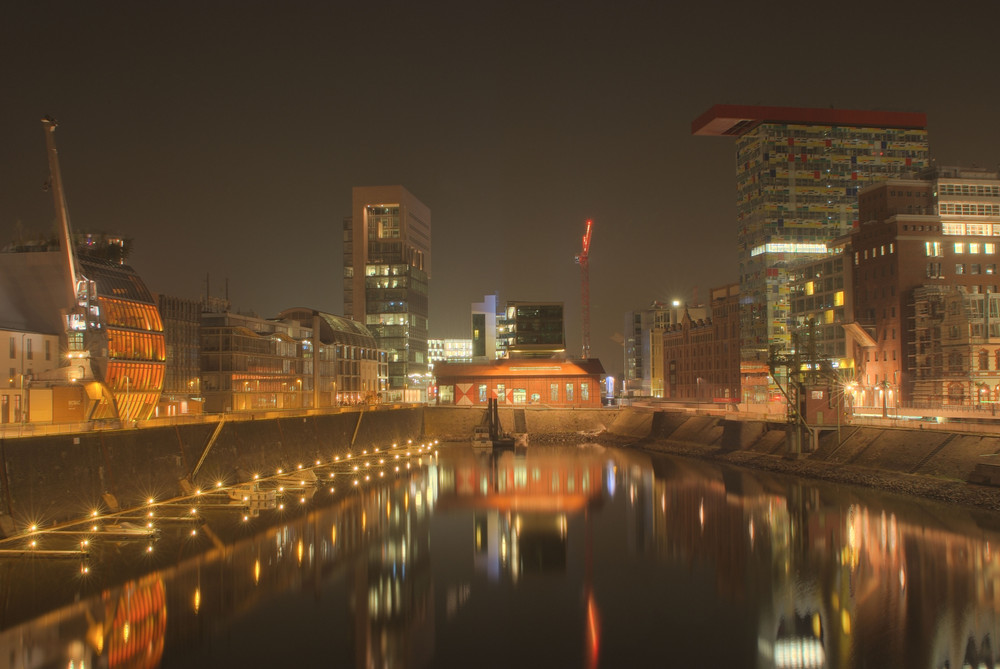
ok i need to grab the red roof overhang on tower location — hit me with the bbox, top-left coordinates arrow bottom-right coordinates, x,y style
691,104 -> 927,136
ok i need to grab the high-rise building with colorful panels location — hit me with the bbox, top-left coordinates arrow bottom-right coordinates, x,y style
693,105 -> 928,399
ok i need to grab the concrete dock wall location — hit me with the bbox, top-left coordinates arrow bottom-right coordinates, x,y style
0,408 -> 422,529
606,407 -> 1000,485
4,405 -> 999,531
421,406 -> 617,440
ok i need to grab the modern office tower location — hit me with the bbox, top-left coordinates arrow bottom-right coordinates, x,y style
471,294 -> 498,361
343,186 -> 431,401
693,104 -> 928,401
428,339 -> 474,365
505,302 -> 565,358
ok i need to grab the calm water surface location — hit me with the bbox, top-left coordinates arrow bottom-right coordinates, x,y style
2,441 -> 998,668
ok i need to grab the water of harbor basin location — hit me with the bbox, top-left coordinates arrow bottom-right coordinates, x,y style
0,442 -> 994,668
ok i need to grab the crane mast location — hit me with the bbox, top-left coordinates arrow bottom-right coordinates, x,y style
575,219 -> 593,359
41,116 -> 81,308
42,117 -> 91,364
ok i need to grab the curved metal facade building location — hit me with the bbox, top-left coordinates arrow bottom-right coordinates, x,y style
78,257 -> 165,420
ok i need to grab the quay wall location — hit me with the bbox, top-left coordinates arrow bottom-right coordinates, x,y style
0,408 -> 422,529
605,407 -> 1000,484
421,405 -> 617,440
3,405 -> 998,530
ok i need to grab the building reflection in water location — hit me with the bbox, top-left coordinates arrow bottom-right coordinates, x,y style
0,444 -> 998,668
624,455 -> 1000,669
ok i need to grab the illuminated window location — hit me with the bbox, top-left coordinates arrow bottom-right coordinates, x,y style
565,383 -> 574,402
955,243 -> 965,254
550,383 -> 558,402
834,291 -> 844,306
989,244 -> 997,254
971,243 -> 981,254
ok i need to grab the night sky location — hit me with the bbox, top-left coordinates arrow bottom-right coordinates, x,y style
2,2 -> 997,377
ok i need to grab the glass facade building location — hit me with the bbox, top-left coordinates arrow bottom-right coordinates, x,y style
694,105 -> 929,399
344,186 -> 431,402
76,257 -> 166,421
506,302 -> 565,358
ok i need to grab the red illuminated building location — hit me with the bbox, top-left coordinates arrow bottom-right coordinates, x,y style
433,358 -> 604,407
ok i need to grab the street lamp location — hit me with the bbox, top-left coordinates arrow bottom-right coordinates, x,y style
122,376 -> 131,425
19,333 -> 26,424
844,381 -> 858,417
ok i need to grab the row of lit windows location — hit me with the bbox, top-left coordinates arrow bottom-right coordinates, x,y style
474,382 -> 590,404
107,330 -> 166,362
100,299 -> 163,332
855,243 -> 895,263
942,222 -> 1000,236
939,183 -> 1000,197
954,242 -> 998,255
939,203 -> 1000,216
106,362 -> 165,393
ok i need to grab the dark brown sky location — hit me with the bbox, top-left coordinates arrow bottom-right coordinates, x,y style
2,1 -> 997,376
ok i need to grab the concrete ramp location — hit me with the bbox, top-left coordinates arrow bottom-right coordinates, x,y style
670,416 -> 723,446
919,434 -> 1000,480
649,412 -> 690,439
751,428 -> 787,455
812,427 -> 884,465
719,420 -> 768,452
846,429 -> 950,475
513,410 -> 527,434
607,409 -> 655,439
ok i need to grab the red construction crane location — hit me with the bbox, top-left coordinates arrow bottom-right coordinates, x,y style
575,219 -> 593,359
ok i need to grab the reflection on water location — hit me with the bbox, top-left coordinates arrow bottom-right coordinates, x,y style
0,443 -> 999,668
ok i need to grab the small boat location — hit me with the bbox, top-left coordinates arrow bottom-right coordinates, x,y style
472,425 -> 493,448
471,398 -> 521,450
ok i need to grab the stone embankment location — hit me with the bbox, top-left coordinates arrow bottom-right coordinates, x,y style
7,404 -> 1000,532
0,408 -> 423,532
594,408 -> 1000,513
423,404 -> 1000,511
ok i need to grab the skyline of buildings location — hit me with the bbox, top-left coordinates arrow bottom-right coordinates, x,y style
11,102 -> 1000,421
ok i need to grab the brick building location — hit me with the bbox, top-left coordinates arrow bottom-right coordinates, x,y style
663,284 -> 740,402
434,359 -> 605,408
853,166 -> 1000,406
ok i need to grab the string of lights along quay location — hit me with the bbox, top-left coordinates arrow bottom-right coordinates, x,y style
0,438 -> 439,573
